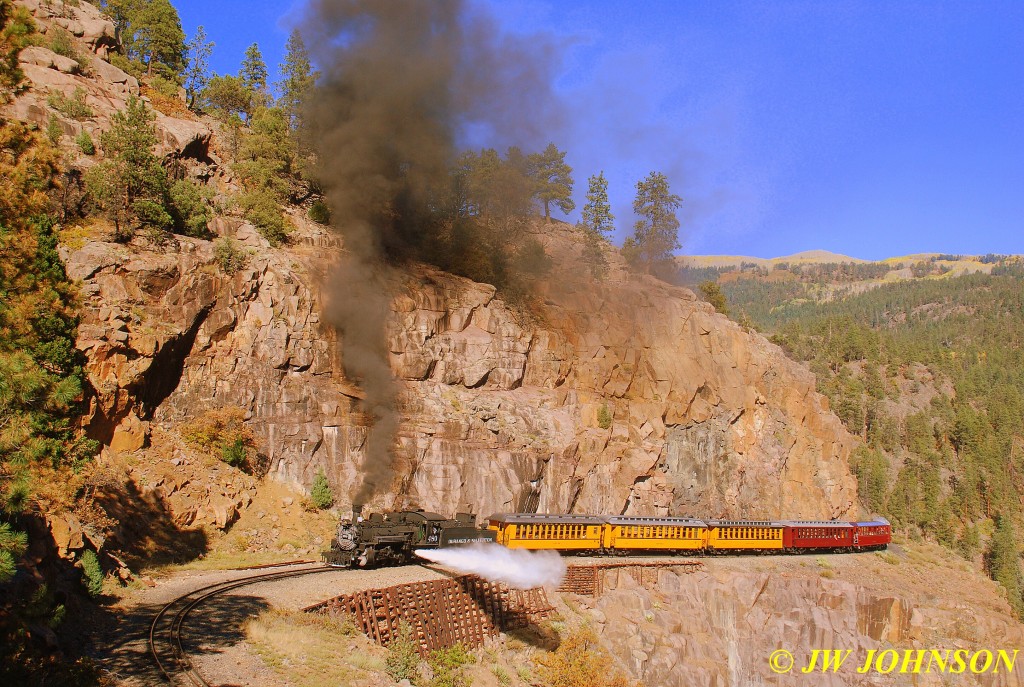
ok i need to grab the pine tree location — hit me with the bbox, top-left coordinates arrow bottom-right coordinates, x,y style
84,95 -> 169,239
581,171 -> 614,237
240,42 -> 269,117
699,280 -> 730,315
622,171 -> 681,272
579,171 -> 614,278
121,0 -> 186,76
202,74 -> 249,122
183,25 -> 213,110
528,142 -> 575,222
276,29 -> 315,132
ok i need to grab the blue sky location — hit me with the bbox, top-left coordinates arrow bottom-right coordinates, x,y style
172,0 -> 1024,260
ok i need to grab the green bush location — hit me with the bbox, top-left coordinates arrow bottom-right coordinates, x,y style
221,437 -> 246,467
108,53 -> 146,80
75,130 -> 94,155
79,550 -> 103,597
239,192 -> 289,246
214,237 -> 247,274
427,643 -> 474,687
47,87 -> 93,120
132,198 -> 173,232
149,73 -> 180,99
385,621 -> 421,684
167,179 -> 211,236
597,403 -> 612,430
308,199 -> 331,224
310,469 -> 334,509
45,114 -> 62,145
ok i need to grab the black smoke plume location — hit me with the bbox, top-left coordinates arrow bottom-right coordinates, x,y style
301,0 -> 562,503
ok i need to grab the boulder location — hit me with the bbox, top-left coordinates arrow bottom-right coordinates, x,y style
48,513 -> 85,559
19,45 -> 80,74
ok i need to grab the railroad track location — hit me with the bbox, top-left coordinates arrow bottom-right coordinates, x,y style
148,562 -> 332,686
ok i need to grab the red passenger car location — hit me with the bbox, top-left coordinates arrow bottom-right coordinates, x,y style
782,521 -> 854,551
852,518 -> 891,550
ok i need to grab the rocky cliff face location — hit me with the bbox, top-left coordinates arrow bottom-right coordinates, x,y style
61,217 -> 858,524
12,0 -> 857,530
580,547 -> 1024,687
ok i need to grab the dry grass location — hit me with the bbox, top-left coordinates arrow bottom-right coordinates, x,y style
245,608 -> 379,687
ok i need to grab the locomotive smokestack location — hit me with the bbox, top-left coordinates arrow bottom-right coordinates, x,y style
352,504 -> 364,522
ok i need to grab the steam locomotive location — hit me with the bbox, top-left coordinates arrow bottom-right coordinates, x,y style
321,508 -> 891,568
321,507 -> 496,568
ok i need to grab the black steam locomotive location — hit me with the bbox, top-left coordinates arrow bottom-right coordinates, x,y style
322,507 -> 496,568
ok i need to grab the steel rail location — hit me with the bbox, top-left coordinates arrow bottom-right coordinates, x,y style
149,563 -> 332,685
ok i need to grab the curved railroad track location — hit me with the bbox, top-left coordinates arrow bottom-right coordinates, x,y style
148,562 -> 332,686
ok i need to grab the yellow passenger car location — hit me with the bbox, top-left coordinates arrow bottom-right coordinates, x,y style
487,514 -> 605,550
706,520 -> 785,551
604,516 -> 707,552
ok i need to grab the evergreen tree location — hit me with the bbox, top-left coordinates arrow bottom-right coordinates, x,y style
183,25 -> 213,110
579,171 -> 614,278
84,95 -> 169,239
202,74 -> 249,122
117,0 -> 186,76
528,142 -> 575,222
699,280 -> 730,316
580,171 -> 614,237
240,42 -> 269,115
276,29 -> 315,132
622,171 -> 681,272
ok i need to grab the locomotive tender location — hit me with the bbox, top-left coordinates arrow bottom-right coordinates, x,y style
322,508 -> 890,568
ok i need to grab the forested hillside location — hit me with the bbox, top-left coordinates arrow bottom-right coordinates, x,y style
695,259 -> 1024,614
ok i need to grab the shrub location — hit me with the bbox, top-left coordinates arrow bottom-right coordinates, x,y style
698,280 -> 730,316
308,199 -> 331,224
597,403 -> 612,430
385,620 -> 421,684
214,237 -> 247,274
45,114 -> 62,144
79,550 -> 103,597
47,87 -> 93,120
535,627 -> 634,687
108,53 -> 146,80
309,469 -> 334,509
428,643 -> 475,687
239,191 -> 289,245
167,179 -> 211,236
131,198 -> 173,232
75,130 -> 94,155
221,437 -> 246,467
181,407 -> 256,470
515,237 -> 553,277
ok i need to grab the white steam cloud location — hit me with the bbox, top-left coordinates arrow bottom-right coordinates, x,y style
415,543 -> 566,590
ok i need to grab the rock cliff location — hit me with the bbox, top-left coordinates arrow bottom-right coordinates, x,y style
12,0 -> 858,532
60,217 -> 858,524
574,545 -> 1024,687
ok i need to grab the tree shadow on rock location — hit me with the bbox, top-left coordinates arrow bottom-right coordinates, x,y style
92,477 -> 208,569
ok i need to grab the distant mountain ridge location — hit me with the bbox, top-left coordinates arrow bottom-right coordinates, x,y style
680,250 -> 1021,270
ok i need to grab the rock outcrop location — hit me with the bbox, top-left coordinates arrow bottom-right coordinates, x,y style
582,549 -> 1024,687
62,217 -> 858,523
